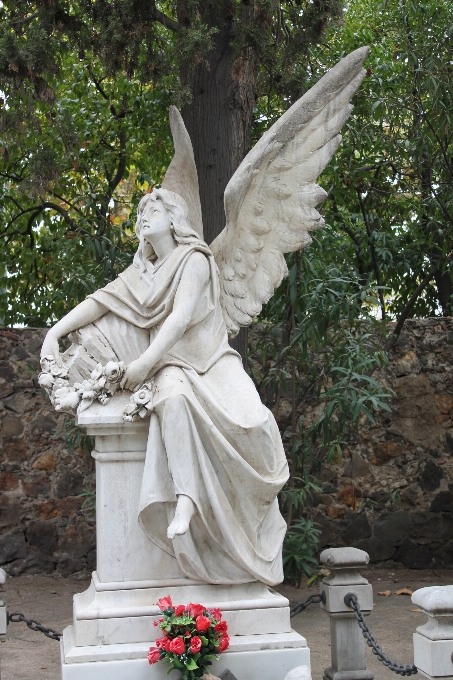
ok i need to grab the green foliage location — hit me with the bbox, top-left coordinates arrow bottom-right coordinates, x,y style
0,49 -> 174,325
249,237 -> 393,582
309,0 -> 453,318
51,415 -> 94,456
282,517 -> 322,586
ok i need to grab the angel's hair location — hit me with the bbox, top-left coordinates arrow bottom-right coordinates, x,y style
133,188 -> 201,273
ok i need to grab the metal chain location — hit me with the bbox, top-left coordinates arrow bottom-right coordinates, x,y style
290,592 -> 325,618
344,593 -> 417,676
8,611 -> 62,641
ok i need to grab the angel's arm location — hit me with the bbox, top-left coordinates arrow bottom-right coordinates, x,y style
121,252 -> 210,390
41,299 -> 108,366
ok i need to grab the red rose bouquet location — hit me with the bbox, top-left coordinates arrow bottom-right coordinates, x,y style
147,596 -> 229,679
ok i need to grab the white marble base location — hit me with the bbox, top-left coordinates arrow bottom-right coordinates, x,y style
74,573 -> 292,646
62,624 -> 310,680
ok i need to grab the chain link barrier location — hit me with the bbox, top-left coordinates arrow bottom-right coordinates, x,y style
344,593 -> 418,676
290,592 -> 325,618
7,611 -> 62,641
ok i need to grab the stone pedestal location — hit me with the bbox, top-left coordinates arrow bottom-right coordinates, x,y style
412,585 -> 453,679
320,548 -> 374,680
61,400 -> 310,679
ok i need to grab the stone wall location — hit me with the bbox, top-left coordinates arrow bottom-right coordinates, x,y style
0,328 -> 95,577
2,320 -> 453,576
307,318 -> 453,569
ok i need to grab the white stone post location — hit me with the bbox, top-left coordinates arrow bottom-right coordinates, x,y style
0,567 -> 6,638
412,586 -> 453,679
320,547 -> 374,680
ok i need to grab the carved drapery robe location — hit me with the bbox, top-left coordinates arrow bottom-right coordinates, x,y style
86,243 -> 289,585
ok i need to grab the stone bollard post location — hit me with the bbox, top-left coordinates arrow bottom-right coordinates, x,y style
412,585 -> 453,679
320,547 -> 374,680
0,567 -> 6,638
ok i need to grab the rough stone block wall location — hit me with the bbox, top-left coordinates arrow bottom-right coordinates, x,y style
1,320 -> 453,576
0,328 -> 95,577
310,318 -> 453,569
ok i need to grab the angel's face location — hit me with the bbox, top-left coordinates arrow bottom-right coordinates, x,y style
140,196 -> 172,244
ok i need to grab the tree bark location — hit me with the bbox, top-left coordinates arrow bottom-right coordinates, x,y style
179,6 -> 257,246
178,2 -> 258,358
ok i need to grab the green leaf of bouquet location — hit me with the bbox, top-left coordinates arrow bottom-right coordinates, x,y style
185,659 -> 198,670
200,636 -> 208,645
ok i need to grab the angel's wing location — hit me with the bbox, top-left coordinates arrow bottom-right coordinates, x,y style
210,47 -> 370,338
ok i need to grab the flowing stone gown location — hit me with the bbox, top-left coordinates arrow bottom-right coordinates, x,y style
82,241 -> 289,585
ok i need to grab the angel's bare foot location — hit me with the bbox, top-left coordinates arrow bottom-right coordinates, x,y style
167,495 -> 195,539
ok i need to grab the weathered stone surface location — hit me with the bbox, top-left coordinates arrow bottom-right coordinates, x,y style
58,524 -> 95,558
0,496 -> 22,529
38,498 -> 83,520
353,536 -> 396,563
371,440 -> 405,465
7,548 -> 55,576
395,537 -> 434,569
341,513 -> 372,545
0,531 -> 26,564
58,555 -> 85,578
0,382 -> 14,399
30,413 -> 57,435
0,414 -> 24,437
26,521 -> 57,554
23,478 -> 51,497
374,511 -> 412,544
343,451 -> 370,478
0,328 -> 94,576
430,491 -> 453,513
419,459 -> 443,491
0,473 -> 20,491
56,470 -> 84,498
32,451 -> 57,471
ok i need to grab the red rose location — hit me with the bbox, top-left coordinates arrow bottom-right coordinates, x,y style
218,634 -> 230,652
189,636 -> 202,654
188,603 -> 205,619
157,596 -> 173,611
148,647 -> 161,664
169,637 -> 185,655
214,621 -> 228,634
195,615 -> 211,632
160,637 -> 172,652
209,608 -> 222,621
175,605 -> 185,616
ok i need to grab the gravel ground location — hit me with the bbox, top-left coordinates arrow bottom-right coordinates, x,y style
1,567 -> 452,680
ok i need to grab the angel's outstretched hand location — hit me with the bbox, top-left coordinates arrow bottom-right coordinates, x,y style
120,358 -> 151,391
40,332 -> 62,368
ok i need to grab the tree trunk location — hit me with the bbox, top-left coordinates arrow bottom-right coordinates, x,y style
434,268 -> 453,317
178,2 -> 258,358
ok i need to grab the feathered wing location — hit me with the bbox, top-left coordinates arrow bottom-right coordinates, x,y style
210,47 -> 370,337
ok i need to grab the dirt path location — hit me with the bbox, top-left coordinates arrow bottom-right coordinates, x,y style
1,567 -> 452,680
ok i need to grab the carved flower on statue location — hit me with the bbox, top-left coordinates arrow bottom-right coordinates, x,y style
103,361 -> 125,383
123,381 -> 155,421
38,372 -> 54,389
55,391 -> 81,411
91,363 -> 103,381
54,386 -> 72,400
133,387 -> 152,406
53,377 -> 69,390
50,363 -> 68,378
98,392 -> 110,406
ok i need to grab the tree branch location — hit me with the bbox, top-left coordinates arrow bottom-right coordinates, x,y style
150,5 -> 181,33
42,202 -> 77,230
383,264 -> 443,353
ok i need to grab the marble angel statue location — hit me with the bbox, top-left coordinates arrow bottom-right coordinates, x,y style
40,48 -> 369,586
